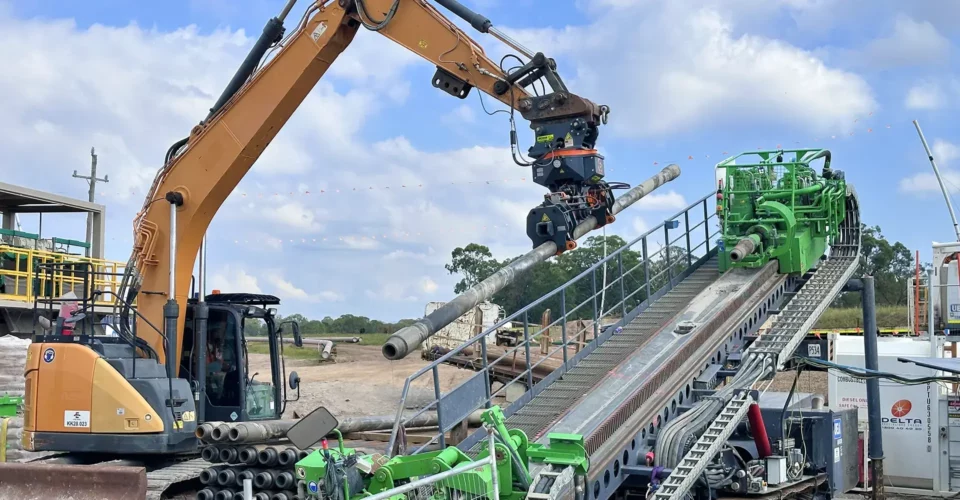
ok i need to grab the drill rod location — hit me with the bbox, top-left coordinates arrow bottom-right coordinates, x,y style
382,164 -> 681,360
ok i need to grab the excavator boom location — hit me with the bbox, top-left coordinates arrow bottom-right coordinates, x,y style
130,0 -> 548,367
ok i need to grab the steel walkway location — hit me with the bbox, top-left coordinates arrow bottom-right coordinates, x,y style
476,261 -> 719,448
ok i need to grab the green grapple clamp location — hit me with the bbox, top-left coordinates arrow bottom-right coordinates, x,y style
293,406 -> 588,499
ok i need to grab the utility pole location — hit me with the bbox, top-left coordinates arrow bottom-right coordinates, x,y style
73,147 -> 109,257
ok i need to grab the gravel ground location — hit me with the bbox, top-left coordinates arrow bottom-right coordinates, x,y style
248,344 -> 475,419
766,370 -> 831,403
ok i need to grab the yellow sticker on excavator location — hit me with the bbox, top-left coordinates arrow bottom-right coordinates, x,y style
540,213 -> 550,222
536,134 -> 555,143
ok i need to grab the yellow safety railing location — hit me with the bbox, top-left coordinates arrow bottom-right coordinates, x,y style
0,245 -> 126,307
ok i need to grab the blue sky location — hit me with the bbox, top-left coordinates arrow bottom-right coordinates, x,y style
1,0 -> 959,320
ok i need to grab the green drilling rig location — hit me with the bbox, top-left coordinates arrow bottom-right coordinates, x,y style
716,149 -> 850,275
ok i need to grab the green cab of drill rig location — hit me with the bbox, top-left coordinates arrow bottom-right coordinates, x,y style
716,149 -> 848,275
287,406 -> 589,500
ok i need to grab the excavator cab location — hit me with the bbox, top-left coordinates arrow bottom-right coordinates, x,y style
183,293 -> 301,424
22,271 -> 301,455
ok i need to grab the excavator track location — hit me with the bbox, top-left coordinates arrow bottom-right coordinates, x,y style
144,458 -> 209,499
14,453 -> 207,499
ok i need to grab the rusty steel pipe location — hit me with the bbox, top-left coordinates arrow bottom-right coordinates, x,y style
277,447 -> 298,466
246,336 -> 361,344
225,411 -> 483,444
211,423 -> 232,442
730,234 -> 760,262
383,164 -> 681,360
218,446 -> 239,464
196,421 -> 223,441
317,340 -> 333,360
201,444 -> 221,462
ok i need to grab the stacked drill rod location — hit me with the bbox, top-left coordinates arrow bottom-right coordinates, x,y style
194,412 -> 484,499
196,422 -> 307,500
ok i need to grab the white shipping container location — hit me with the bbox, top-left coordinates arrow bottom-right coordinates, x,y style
828,336 -> 937,489
421,301 -> 502,352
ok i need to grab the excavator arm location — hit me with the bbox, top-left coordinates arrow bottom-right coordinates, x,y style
125,0 -> 615,368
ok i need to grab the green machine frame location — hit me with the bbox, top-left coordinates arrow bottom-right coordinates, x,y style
295,406 -> 588,500
716,149 -> 848,275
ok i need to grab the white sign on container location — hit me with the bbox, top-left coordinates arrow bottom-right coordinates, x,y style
828,336 -> 936,486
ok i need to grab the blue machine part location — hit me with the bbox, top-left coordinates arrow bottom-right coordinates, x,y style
749,407 -> 859,493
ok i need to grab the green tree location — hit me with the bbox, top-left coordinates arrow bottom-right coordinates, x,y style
836,225 -> 919,307
445,243 -> 503,294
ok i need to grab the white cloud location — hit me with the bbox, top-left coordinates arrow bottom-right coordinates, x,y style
635,191 -> 688,211
210,266 -> 262,293
420,277 -> 439,294
265,273 -> 344,303
900,139 -> 960,195
383,248 -> 437,262
366,285 -> 419,303
341,236 -> 381,250
935,140 -> 960,164
505,2 -> 875,137
905,82 -> 946,110
442,104 -> 476,125
260,202 -> 324,232
632,216 -> 650,236
860,16 -> 951,69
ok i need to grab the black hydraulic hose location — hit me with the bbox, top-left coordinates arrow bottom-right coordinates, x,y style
433,0 -> 492,32
355,0 -> 399,31
204,15 -> 285,123
779,366 -> 801,444
165,137 -> 189,165
494,431 -> 531,491
801,149 -> 831,170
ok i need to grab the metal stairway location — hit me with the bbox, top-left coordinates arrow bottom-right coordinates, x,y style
651,393 -> 754,500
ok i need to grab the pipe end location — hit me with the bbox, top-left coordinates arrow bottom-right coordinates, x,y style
381,337 -> 407,360
211,424 -> 230,442
228,426 -> 244,442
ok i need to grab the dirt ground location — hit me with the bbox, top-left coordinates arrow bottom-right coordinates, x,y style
248,344 -> 476,420
251,344 -> 836,421
767,369 -> 830,403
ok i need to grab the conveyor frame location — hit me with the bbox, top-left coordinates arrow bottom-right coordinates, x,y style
388,193 -> 720,456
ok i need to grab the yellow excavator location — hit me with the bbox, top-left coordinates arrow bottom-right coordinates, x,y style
16,0 -> 613,496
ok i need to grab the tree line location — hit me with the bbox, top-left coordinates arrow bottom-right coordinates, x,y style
246,314 -> 418,336
445,235 -> 689,321
250,223 -> 918,333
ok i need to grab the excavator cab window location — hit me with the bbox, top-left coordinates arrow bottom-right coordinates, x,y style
241,312 -> 278,420
206,308 -> 241,409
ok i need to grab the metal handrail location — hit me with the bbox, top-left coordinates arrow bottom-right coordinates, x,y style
388,192 -> 720,455
0,244 -> 127,306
